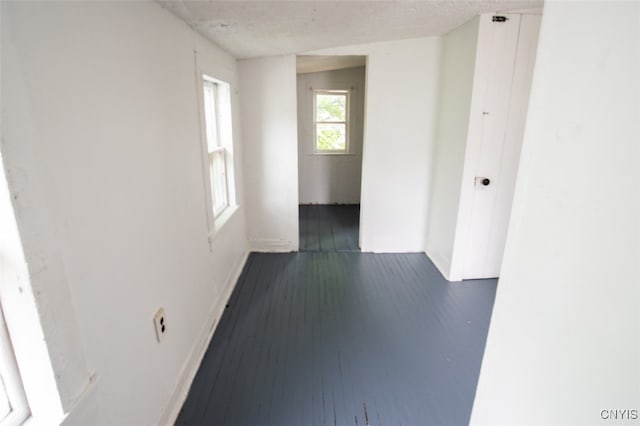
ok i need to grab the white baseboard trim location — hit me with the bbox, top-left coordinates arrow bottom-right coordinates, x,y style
425,248 -> 453,282
158,250 -> 250,426
248,238 -> 297,252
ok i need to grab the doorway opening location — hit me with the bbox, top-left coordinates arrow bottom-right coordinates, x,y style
295,55 -> 366,252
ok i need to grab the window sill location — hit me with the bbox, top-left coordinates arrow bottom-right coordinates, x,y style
208,204 -> 239,249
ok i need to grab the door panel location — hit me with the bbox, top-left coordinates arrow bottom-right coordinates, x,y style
483,15 -> 543,276
463,14 -> 521,278
462,14 -> 541,279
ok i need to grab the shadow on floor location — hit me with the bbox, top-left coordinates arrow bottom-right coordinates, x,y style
299,204 -> 360,252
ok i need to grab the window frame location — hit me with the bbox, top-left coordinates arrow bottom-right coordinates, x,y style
202,77 -> 230,219
0,306 -> 29,426
312,89 -> 350,155
197,70 -> 238,245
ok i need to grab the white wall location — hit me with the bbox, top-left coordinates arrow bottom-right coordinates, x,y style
425,17 -> 480,278
1,2 -> 248,425
239,56 -> 299,252
472,1 -> 639,424
297,67 -> 365,204
305,38 -> 442,252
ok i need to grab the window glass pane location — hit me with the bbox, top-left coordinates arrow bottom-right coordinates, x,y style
203,81 -> 219,152
210,150 -> 228,216
316,94 -> 346,122
217,84 -> 232,147
316,123 -> 346,151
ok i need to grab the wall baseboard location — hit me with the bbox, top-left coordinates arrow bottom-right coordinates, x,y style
425,247 -> 453,282
157,250 -> 250,426
248,238 -> 297,252
298,200 -> 362,205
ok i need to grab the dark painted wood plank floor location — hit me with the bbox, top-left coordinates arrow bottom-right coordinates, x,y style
299,205 -> 360,252
177,253 -> 497,426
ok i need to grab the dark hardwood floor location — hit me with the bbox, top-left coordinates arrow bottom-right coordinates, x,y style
176,251 -> 497,425
299,204 -> 360,252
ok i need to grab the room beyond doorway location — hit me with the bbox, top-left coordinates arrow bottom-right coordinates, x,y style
296,55 -> 366,251
299,204 -> 360,252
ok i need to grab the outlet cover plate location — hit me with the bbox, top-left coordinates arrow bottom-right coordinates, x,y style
153,308 -> 166,342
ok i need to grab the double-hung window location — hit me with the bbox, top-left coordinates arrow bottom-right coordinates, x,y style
202,76 -> 230,218
314,90 -> 350,154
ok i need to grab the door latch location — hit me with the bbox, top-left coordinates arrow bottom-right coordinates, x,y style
475,177 -> 491,187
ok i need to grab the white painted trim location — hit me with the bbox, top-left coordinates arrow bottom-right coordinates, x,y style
424,248 -> 453,282
157,249 -> 250,426
248,239 -> 297,252
0,154 -> 69,423
0,307 -> 29,425
195,53 -> 238,243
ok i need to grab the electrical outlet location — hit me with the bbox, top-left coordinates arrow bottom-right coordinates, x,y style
153,308 -> 166,342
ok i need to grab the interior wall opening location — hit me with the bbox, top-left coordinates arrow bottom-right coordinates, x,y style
295,55 -> 366,252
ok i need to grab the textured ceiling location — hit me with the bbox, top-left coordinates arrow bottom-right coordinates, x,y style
159,1 -> 543,59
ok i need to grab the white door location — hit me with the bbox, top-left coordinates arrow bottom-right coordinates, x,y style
463,14 -> 542,279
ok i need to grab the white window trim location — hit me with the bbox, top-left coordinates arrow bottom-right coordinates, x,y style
196,67 -> 239,247
313,89 -> 350,155
0,307 -> 29,426
1,134 -> 90,426
202,77 -> 230,219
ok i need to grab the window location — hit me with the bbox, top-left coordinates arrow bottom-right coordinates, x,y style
202,76 -> 231,219
0,162 -> 30,426
314,90 -> 349,154
0,307 -> 29,426
199,73 -> 237,241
